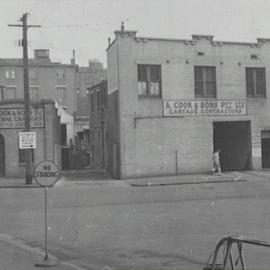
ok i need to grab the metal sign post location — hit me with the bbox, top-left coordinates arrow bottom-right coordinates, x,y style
34,160 -> 61,267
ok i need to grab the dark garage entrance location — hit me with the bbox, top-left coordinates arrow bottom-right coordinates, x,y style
261,130 -> 270,168
213,121 -> 251,171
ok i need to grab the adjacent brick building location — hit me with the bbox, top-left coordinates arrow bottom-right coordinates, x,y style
107,26 -> 270,179
0,49 -> 78,145
0,99 -> 61,177
88,80 -> 107,168
75,60 -> 107,168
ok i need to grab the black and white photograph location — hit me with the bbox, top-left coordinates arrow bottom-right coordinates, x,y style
0,0 -> 270,269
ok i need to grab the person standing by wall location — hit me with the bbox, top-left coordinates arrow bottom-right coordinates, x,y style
212,149 -> 221,175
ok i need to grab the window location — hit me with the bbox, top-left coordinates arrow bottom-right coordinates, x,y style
56,87 -> 66,101
19,149 -> 34,163
0,85 -> 4,101
137,65 -> 161,97
3,86 -> 16,100
90,92 -> 94,112
29,86 -> 38,100
56,70 -> 66,80
5,69 -> 15,79
194,66 -> 216,98
97,90 -> 101,110
246,67 -> 266,98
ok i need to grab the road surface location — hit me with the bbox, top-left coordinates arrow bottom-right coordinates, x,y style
0,171 -> 270,269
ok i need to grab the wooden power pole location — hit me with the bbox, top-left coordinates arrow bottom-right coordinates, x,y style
8,13 -> 41,184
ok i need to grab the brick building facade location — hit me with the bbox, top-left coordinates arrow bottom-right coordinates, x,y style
88,80 -> 107,169
0,99 -> 61,177
107,27 -> 270,179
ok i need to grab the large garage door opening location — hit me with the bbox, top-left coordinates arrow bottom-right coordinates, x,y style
261,130 -> 270,168
213,121 -> 251,171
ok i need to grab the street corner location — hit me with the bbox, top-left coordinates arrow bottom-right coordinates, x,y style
0,232 -> 87,270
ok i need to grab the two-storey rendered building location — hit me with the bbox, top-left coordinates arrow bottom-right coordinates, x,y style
107,27 -> 270,179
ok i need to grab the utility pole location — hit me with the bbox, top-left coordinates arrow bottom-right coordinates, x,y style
8,13 -> 41,184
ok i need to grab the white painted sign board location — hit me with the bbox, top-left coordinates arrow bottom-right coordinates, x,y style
19,132 -> 36,149
163,100 -> 247,117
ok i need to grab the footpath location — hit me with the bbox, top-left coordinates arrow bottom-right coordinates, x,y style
0,169 -> 269,269
0,233 -> 85,270
0,169 -> 266,188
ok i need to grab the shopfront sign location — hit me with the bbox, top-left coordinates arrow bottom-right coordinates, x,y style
0,108 -> 44,128
163,100 -> 247,117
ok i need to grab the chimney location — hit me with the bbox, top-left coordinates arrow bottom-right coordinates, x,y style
34,49 -> 50,60
71,49 -> 75,65
114,21 -> 137,39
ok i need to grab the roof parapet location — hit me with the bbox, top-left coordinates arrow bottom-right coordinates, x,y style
257,38 -> 270,44
192,34 -> 214,41
114,30 -> 137,39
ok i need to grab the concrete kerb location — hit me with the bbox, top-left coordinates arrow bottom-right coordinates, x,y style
2,170 -> 270,188
47,172 -> 249,187
123,171 -> 249,187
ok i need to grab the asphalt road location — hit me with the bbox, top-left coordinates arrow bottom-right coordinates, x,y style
1,172 -> 270,269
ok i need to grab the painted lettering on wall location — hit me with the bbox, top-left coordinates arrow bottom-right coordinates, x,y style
0,108 -> 44,128
163,100 -> 247,117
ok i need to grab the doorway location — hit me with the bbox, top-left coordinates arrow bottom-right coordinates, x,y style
213,121 -> 251,171
261,130 -> 270,168
0,134 -> 5,176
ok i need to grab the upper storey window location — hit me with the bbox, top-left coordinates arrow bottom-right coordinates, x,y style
194,66 -> 216,98
137,65 -> 161,97
5,69 -> 15,80
56,69 -> 66,80
3,86 -> 16,100
246,67 -> 266,98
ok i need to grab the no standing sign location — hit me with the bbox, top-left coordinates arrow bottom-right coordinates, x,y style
34,160 -> 61,187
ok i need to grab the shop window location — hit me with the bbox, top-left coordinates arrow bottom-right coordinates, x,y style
137,65 -> 161,97
246,67 -> 266,98
3,86 -> 16,100
194,66 -> 216,98
5,69 -> 15,79
29,86 -> 38,100
19,149 -> 34,164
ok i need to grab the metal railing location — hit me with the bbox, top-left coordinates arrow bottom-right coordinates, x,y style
203,235 -> 270,270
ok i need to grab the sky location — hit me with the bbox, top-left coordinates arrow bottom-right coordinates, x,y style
0,0 -> 270,67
